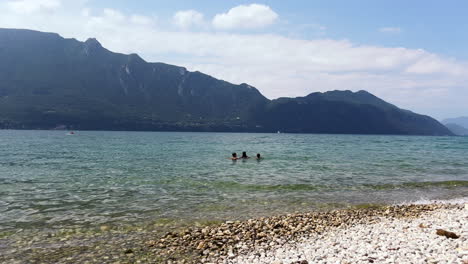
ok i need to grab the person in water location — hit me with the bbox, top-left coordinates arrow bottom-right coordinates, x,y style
241,151 -> 250,159
256,153 -> 263,160
231,153 -> 239,160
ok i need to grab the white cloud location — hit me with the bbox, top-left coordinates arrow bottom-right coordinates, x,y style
405,53 -> 466,75
102,8 -> 125,22
81,8 -> 90,17
6,0 -> 61,14
212,4 -> 278,30
0,1 -> 467,119
130,15 -> 154,26
173,10 -> 204,29
7,0 -> 60,14
379,27 -> 402,33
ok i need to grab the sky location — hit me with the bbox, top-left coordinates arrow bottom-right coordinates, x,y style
0,0 -> 467,120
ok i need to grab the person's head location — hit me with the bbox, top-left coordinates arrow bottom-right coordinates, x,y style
232,152 -> 237,158
242,151 -> 248,158
257,153 -> 261,158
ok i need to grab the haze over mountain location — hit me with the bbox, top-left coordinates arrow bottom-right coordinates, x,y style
443,123 -> 468,136
441,117 -> 468,136
442,117 -> 468,129
0,28 -> 453,135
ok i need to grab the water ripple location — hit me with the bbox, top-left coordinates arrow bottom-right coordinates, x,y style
0,130 -> 467,232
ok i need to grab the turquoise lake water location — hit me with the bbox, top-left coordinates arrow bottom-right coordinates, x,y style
0,130 -> 467,232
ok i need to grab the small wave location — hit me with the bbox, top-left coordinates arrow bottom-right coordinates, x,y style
398,197 -> 468,205
0,178 -> 37,185
362,180 -> 468,190
211,181 -> 327,191
206,180 -> 468,192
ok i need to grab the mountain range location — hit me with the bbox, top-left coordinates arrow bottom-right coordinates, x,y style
0,28 -> 453,135
442,117 -> 468,128
443,123 -> 468,136
441,117 -> 468,136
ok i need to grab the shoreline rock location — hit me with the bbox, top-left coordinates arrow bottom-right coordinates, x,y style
232,204 -> 467,264
0,203 -> 465,264
149,203 -> 462,263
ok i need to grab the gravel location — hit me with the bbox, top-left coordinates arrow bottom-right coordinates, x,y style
231,204 -> 467,264
0,202 -> 466,264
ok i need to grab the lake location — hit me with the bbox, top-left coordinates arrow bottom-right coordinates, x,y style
0,130 -> 467,232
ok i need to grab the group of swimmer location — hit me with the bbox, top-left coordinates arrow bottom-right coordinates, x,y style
230,151 -> 263,160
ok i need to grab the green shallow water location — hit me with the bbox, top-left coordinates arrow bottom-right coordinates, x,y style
0,130 -> 467,232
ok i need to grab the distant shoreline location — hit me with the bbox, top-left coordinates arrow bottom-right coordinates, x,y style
0,128 -> 461,136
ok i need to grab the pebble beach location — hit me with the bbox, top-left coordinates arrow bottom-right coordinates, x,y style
1,202 -> 466,264
232,203 -> 467,264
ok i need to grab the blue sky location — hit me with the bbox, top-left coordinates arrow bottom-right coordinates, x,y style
91,0 -> 468,59
0,0 -> 467,119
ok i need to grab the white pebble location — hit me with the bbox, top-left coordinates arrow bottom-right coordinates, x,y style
229,205 -> 468,264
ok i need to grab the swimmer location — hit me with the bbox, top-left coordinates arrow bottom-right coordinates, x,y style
241,151 -> 250,159
256,153 -> 263,160
230,152 -> 239,160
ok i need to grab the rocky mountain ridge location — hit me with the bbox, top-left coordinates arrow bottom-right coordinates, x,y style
0,28 -> 453,135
